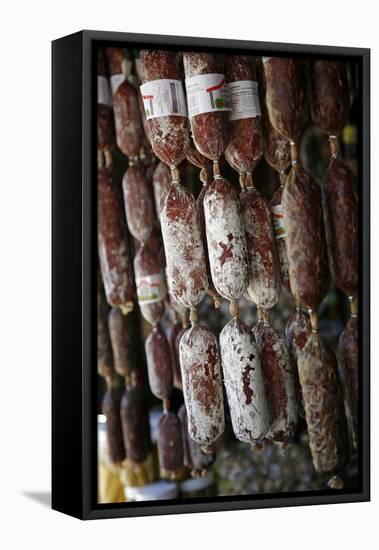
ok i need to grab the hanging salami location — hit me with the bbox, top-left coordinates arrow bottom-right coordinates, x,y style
179,322 -> 225,453
253,310 -> 298,448
98,167 -> 135,314
220,317 -> 269,450
298,313 -> 349,485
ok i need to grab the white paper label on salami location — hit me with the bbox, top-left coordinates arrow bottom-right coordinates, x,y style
271,204 -> 286,239
262,57 -> 273,63
136,273 -> 166,305
185,73 -> 231,117
228,80 -> 261,121
140,79 -> 187,120
97,76 -> 111,106
110,73 -> 125,96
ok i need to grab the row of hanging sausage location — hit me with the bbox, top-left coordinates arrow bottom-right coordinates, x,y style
97,47 -> 358,489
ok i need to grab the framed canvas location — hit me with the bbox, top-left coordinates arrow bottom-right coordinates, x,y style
52,30 -> 370,520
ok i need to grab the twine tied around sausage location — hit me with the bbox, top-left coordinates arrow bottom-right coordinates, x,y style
329,135 -> 340,159
170,165 -> 181,184
212,159 -> 223,180
290,140 -> 298,166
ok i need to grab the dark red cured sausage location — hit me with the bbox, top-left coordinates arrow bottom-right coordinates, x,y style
253,319 -> 298,448
105,48 -> 143,159
102,387 -> 126,465
134,243 -> 166,327
322,158 -> 358,296
285,307 -> 312,416
98,168 -> 135,314
165,318 -> 183,390
282,164 -> 330,310
140,50 -> 189,167
285,308 -> 312,363
105,47 -> 132,77
98,274 -> 113,378
97,49 -> 113,152
262,57 -> 308,142
152,161 -> 171,223
298,331 -> 349,475
257,61 -> 291,173
310,61 -> 350,136
120,385 -> 151,464
157,412 -> 184,478
270,184 -> 290,291
145,325 -> 173,400
241,184 -> 281,309
338,313 -> 358,449
183,53 -> 229,161
224,55 -> 263,173
108,307 -> 135,380
123,162 -> 155,243
178,404 -> 215,475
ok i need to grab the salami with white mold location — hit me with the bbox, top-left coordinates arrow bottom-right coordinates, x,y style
338,306 -> 358,449
98,168 -> 134,314
152,161 -> 171,223
322,158 -> 358,296
178,404 -> 215,475
241,182 -> 281,309
203,177 -> 248,302
145,326 -> 173,400
196,180 -> 222,306
285,308 -> 312,363
220,317 -> 269,449
282,164 -> 330,310
161,182 -> 208,308
298,325 -> 349,476
270,183 -> 290,291
123,162 -> 155,243
179,323 -> 224,451
254,317 -> 298,448
165,317 -> 183,390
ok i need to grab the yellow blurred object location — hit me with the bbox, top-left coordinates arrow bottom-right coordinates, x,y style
98,462 -> 125,504
120,452 -> 155,487
342,124 -> 357,146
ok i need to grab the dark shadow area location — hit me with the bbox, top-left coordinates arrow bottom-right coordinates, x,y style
23,491 -> 51,507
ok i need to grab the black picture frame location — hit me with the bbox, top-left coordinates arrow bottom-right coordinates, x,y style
52,30 -> 370,520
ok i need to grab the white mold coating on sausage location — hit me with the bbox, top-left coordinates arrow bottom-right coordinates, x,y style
161,182 -> 208,308
179,324 -> 225,446
220,318 -> 269,444
254,324 -> 298,445
241,187 -> 281,309
203,178 -> 248,301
